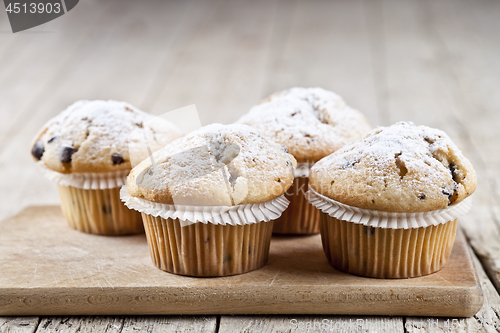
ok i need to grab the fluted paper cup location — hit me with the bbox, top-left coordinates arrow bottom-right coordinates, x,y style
121,185 -> 290,276
40,163 -> 142,235
273,161 -> 321,234
308,187 -> 472,278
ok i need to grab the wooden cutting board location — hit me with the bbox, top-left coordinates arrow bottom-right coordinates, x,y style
0,206 -> 483,317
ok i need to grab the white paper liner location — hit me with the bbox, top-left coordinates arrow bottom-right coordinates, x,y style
295,161 -> 314,178
120,185 -> 290,226
307,187 -> 473,229
38,162 -> 129,190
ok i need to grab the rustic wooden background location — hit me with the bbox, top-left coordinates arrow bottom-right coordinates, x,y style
0,0 -> 499,332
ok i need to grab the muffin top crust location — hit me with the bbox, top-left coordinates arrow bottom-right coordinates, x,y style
237,87 -> 372,162
31,100 -> 182,173
127,123 -> 297,206
309,122 -> 477,212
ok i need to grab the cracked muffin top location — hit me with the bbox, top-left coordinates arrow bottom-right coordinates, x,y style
31,100 -> 183,173
309,122 -> 477,212
127,123 -> 297,206
236,87 -> 372,162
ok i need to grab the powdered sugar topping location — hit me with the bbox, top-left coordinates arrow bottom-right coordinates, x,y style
237,87 -> 371,162
127,123 -> 297,206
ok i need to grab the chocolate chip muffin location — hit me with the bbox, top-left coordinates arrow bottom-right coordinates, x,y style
309,121 -> 477,278
237,87 -> 371,234
122,123 -> 297,276
31,100 -> 182,235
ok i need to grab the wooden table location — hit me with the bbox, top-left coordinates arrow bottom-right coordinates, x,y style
0,0 -> 499,332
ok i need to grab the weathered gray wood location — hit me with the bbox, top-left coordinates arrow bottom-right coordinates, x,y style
35,317 -> 124,333
418,0 -> 500,296
121,316 -> 218,333
263,0 -> 384,126
2,315 -> 218,333
0,1 -> 117,151
461,204 -> 500,296
219,315 -> 404,333
405,252 -> 500,332
1,0 -> 500,330
0,0 -> 194,221
0,207 -> 481,317
0,317 -> 39,333
149,0 -> 280,125
378,2 -> 500,331
378,0 -> 500,298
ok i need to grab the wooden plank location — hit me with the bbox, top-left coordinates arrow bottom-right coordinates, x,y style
25,316 -> 217,333
219,315 -> 404,333
120,316 -> 217,333
0,317 -> 39,333
362,0 -> 390,125
0,0 -> 194,221
35,317 -> 124,333
31,316 -> 218,333
404,252 -> 500,332
263,0 -> 384,126
149,0 -> 279,125
0,1 -> 116,150
379,0 -> 500,298
461,204 -> 500,296
420,1 -> 500,288
0,206 -> 483,317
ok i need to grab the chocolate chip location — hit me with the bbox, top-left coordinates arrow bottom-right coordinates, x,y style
111,153 -> 124,165
341,160 -> 357,169
448,183 -> 459,205
442,188 -> 456,205
135,122 -> 143,128
418,194 -> 426,200
449,163 -> 460,183
47,136 -> 58,143
60,146 -> 74,163
31,141 -> 44,160
280,145 -> 288,153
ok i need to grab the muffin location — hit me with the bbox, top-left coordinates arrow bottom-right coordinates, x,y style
308,121 -> 477,278
237,87 -> 371,234
121,123 -> 296,276
31,100 -> 182,235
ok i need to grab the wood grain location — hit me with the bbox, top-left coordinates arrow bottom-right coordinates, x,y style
378,0 -> 500,304
0,205 -> 483,317
219,315 -> 404,333
0,0 -> 195,222
35,317 -> 124,333
120,316 -> 217,333
404,252 -> 500,333
0,317 -> 39,333
1,0 -> 500,331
